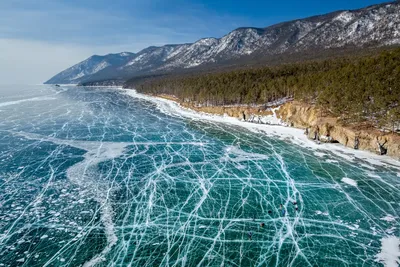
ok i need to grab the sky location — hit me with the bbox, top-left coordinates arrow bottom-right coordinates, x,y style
0,0 -> 392,84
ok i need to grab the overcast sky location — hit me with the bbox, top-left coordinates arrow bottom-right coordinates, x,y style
0,0 -> 391,85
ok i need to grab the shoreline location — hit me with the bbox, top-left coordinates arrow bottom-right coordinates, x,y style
122,89 -> 400,169
156,94 -> 400,159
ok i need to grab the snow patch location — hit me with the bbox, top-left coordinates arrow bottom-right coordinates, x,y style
314,152 -> 327,158
347,224 -> 360,231
360,163 -> 376,170
0,97 -> 56,107
367,173 -> 381,179
71,70 -> 85,80
92,61 -> 110,73
334,12 -> 354,24
341,177 -> 358,187
326,159 -> 338,164
315,210 -> 329,216
381,215 -> 397,222
126,54 -> 146,66
375,236 -> 400,267
259,106 -> 287,126
221,146 -> 269,163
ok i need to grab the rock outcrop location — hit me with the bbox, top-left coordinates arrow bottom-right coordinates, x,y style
155,95 -> 400,159
277,102 -> 400,158
158,95 -> 274,119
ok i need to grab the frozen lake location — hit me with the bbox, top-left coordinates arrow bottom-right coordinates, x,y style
0,85 -> 399,266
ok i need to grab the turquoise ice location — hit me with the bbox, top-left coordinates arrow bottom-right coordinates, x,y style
0,85 -> 399,266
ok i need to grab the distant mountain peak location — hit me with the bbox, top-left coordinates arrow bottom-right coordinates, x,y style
45,53 -> 136,84
46,1 -> 400,85
119,52 -> 133,56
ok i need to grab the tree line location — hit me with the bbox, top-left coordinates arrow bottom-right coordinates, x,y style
125,48 -> 400,129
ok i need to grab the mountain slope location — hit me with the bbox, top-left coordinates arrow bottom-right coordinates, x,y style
44,52 -> 135,84
46,1 -> 400,85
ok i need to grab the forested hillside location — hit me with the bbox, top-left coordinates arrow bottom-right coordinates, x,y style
126,48 -> 400,129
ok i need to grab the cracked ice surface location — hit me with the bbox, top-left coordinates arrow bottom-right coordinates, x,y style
0,85 -> 399,266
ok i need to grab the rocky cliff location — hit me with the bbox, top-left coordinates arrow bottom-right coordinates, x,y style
277,102 -> 400,158
156,94 -> 400,159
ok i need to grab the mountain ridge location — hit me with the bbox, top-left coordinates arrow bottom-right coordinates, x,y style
45,1 -> 400,85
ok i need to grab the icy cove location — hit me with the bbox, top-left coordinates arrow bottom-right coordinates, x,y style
0,85 -> 399,267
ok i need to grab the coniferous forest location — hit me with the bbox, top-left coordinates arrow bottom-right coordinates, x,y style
126,48 -> 400,129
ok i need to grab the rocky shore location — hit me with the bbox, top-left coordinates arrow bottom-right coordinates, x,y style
155,95 -> 400,159
277,102 -> 400,159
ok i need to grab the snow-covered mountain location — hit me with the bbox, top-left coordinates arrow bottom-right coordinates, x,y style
45,52 -> 135,84
46,1 -> 400,85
